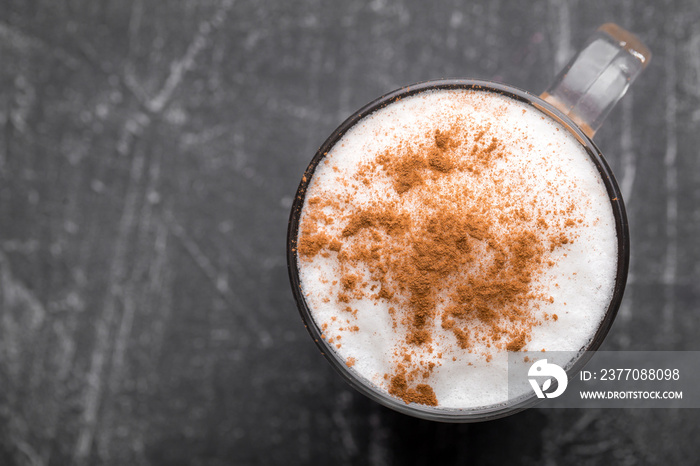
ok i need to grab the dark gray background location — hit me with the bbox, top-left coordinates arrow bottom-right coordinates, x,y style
1,0 -> 699,465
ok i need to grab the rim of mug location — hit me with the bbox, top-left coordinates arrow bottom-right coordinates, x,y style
286,79 -> 630,422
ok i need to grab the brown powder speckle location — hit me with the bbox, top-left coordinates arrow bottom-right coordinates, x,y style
506,332 -> 526,352
388,366 -> 438,406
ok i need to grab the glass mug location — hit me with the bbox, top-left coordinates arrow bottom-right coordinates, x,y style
287,24 -> 650,421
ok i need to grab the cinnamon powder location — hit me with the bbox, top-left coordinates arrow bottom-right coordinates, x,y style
299,117 -> 581,406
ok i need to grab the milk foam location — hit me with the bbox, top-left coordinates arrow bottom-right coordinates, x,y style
297,89 -> 618,410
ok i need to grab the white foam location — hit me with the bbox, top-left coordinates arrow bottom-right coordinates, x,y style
297,89 -> 618,410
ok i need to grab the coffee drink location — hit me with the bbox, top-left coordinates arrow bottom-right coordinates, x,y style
293,87 -> 618,410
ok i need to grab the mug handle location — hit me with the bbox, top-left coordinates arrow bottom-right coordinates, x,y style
540,23 -> 651,139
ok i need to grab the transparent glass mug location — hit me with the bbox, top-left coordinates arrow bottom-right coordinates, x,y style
287,24 -> 650,422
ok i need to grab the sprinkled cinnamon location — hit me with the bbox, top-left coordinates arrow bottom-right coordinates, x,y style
298,116 -> 581,405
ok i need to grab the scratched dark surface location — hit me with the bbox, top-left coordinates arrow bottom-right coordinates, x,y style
1,0 -> 700,465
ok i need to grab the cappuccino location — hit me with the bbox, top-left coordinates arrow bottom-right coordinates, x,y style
295,88 -> 618,410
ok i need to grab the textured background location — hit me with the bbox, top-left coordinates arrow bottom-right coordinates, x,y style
1,0 -> 700,465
